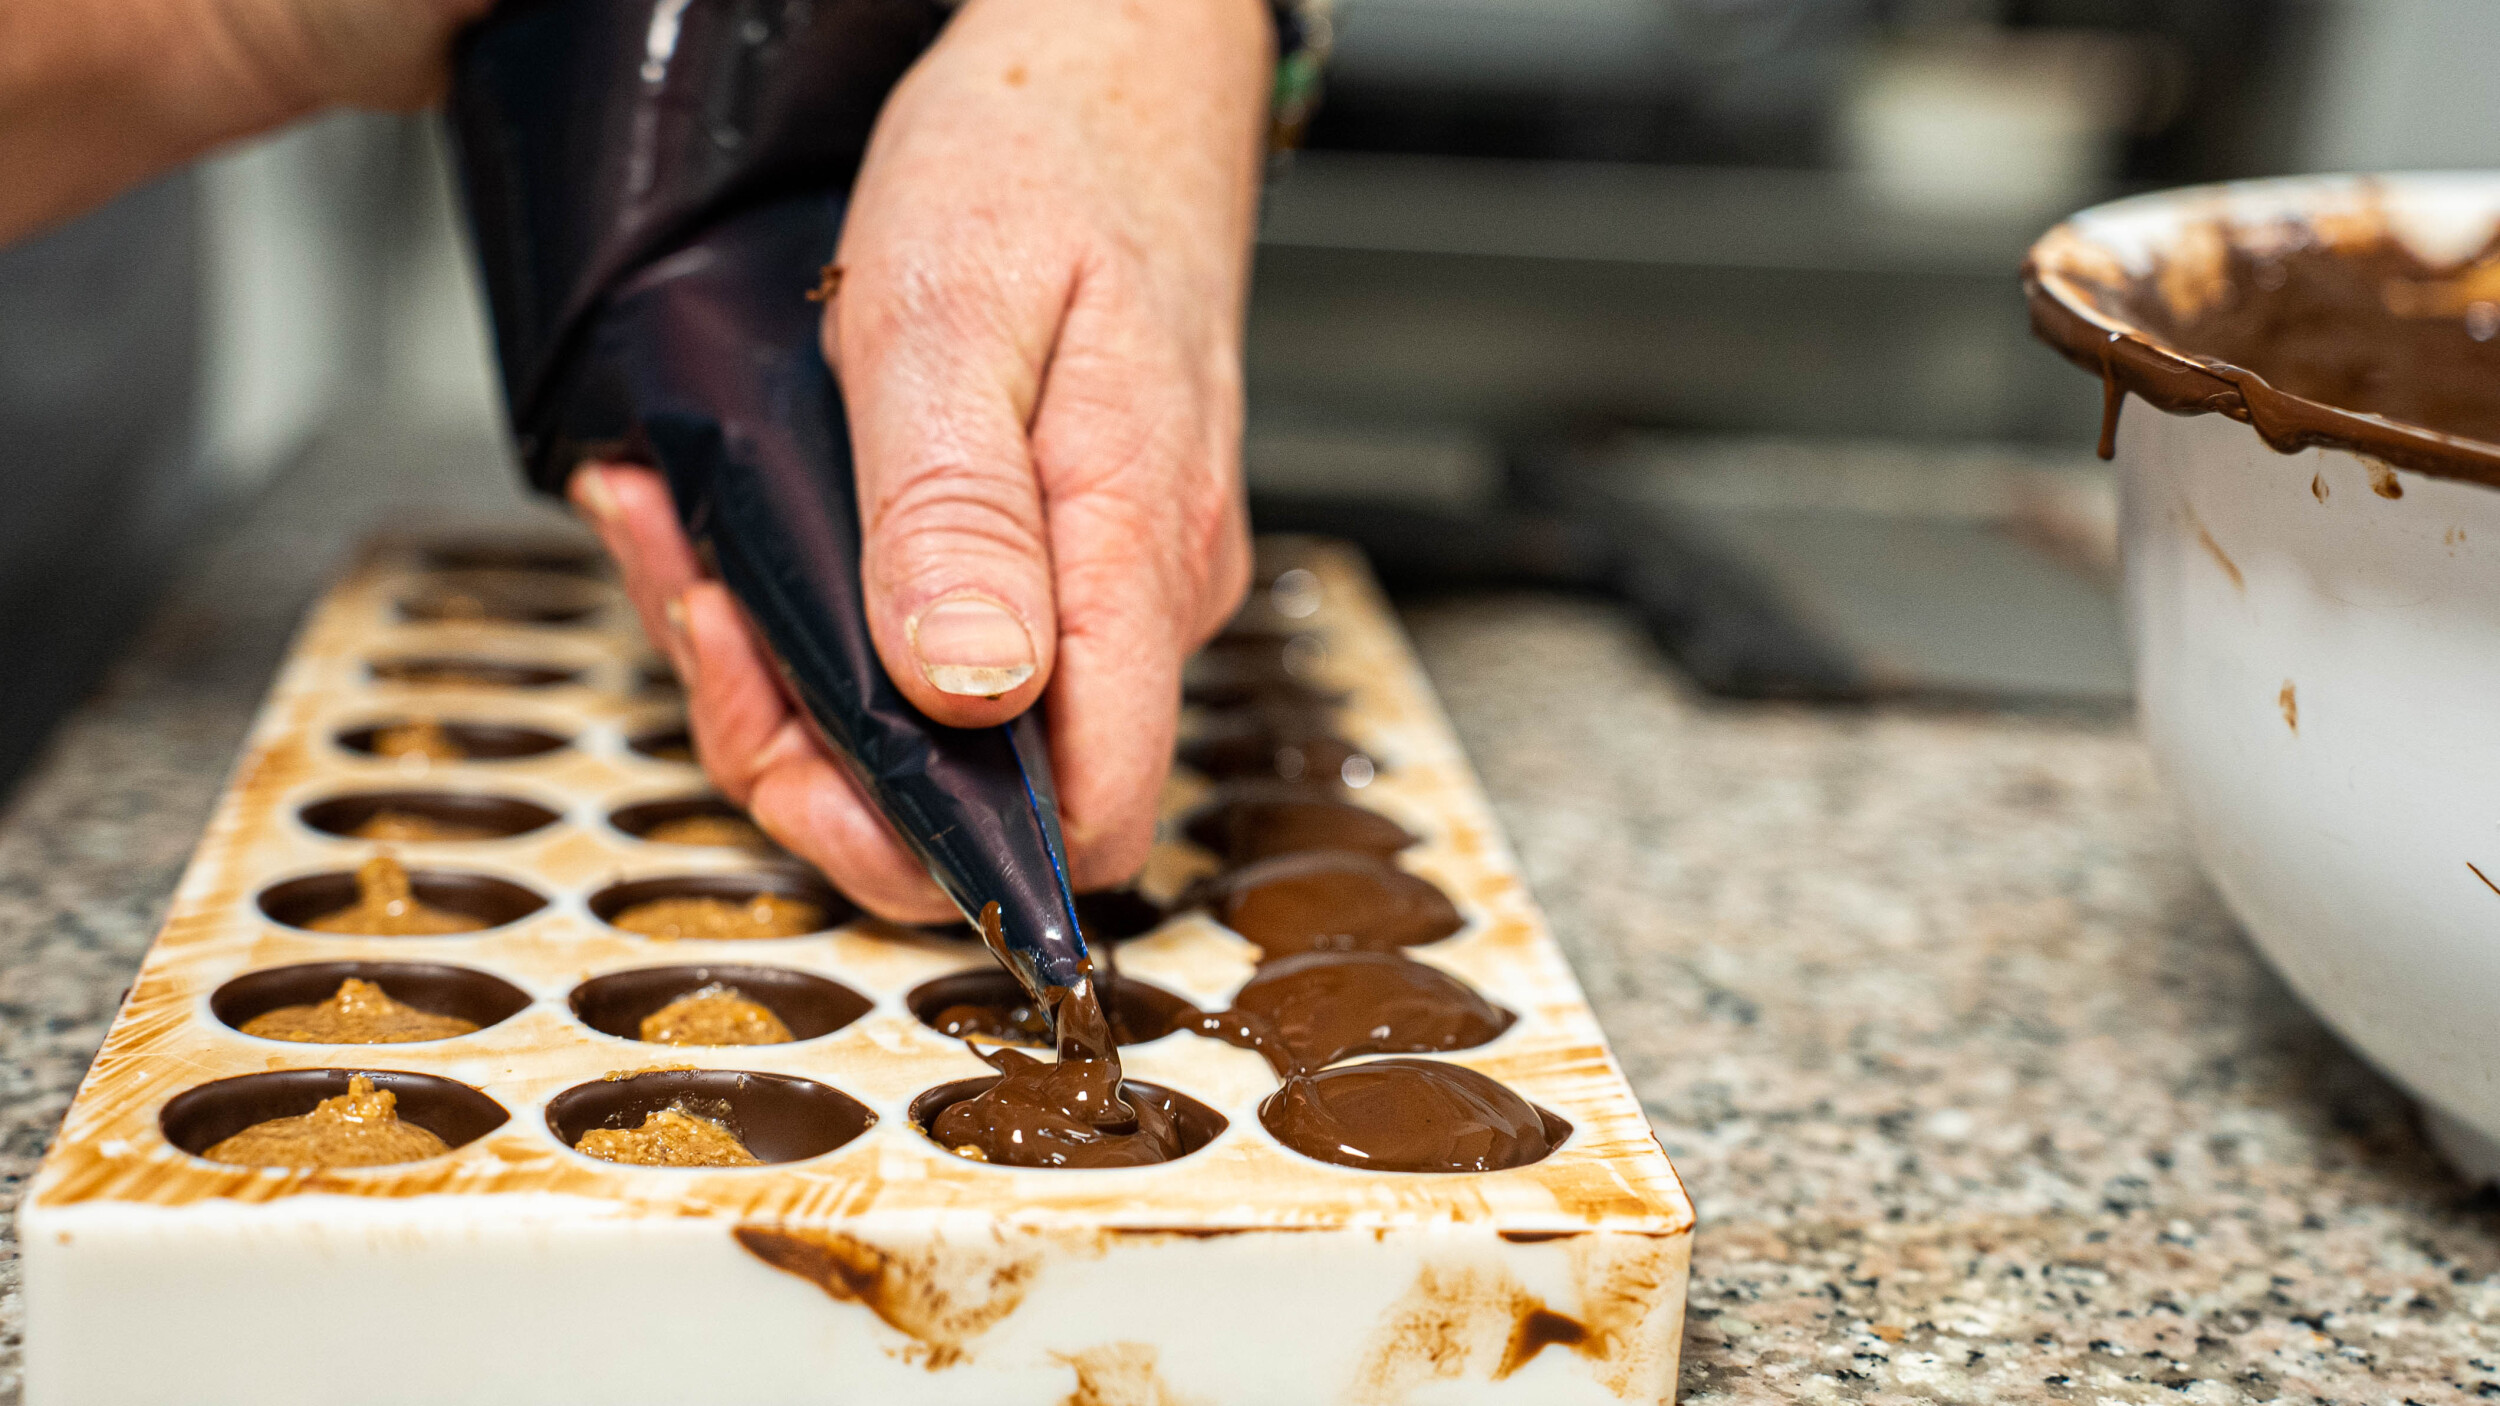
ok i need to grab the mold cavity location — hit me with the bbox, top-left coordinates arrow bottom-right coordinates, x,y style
212,961 -> 532,1042
161,1068 -> 509,1163
421,538 -> 605,577
1181,784 -> 1416,867
397,570 -> 604,626
1258,1058 -> 1569,1174
299,790 -> 560,843
1183,633 -> 1344,710
629,724 -> 695,763
1179,716 -> 1376,788
588,871 -> 852,940
906,968 -> 1191,1048
608,796 -> 774,851
546,1069 -> 874,1165
336,719 -> 571,762
259,865 -> 547,934
908,1075 -> 1226,1168
368,655 -> 582,690
569,964 -> 870,1044
637,660 -> 683,696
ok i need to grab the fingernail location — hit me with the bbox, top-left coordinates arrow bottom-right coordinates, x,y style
909,596 -> 1036,697
573,465 -> 620,524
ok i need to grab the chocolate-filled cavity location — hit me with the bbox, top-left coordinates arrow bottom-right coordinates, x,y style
397,570 -> 604,626
636,660 -> 684,696
916,889 -> 1166,945
546,1069 -> 873,1165
1181,784 -> 1416,867
300,791 -> 560,843
1195,851 -> 1465,959
1259,1059 -> 1568,1174
336,719 -> 572,762
259,862 -> 547,934
910,1059 -> 1226,1169
162,1068 -> 509,1162
421,539 -> 605,577
213,962 -> 531,1040
588,871 -> 851,939
628,724 -> 696,763
1179,716 -> 1376,789
570,964 -> 870,1043
608,796 -> 774,851
368,655 -> 582,690
1183,633 -> 1339,712
1229,951 -> 1514,1069
907,968 -> 1192,1048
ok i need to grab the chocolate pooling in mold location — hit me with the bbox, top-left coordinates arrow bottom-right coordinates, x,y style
1226,950 -> 1514,1071
909,967 -> 1193,1048
2028,215 -> 2500,480
914,1055 -> 1227,1169
1193,850 -> 1465,959
1181,784 -> 1416,867
1179,714 -> 1376,789
1259,1059 -> 1567,1174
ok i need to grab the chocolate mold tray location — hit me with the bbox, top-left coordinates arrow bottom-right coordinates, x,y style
21,534 -> 1692,1405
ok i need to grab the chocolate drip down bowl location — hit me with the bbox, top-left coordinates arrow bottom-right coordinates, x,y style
2027,173 -> 2500,1178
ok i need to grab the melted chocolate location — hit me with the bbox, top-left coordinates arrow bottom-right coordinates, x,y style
913,968 -> 1194,1048
1195,851 -> 1464,959
1259,1058 -> 1564,1173
2027,218 -> 2500,483
1228,951 -> 1513,1071
1181,784 -> 1416,867
924,1049 -> 1193,1168
1178,715 -> 1375,788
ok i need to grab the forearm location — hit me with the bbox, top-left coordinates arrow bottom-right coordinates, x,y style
0,0 -> 312,244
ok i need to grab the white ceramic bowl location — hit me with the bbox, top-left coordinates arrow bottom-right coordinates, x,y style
2030,174 -> 2500,1177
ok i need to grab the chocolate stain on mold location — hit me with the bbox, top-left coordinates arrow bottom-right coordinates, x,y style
1057,1342 -> 1200,1406
2028,213 -> 2500,483
733,1226 -> 1038,1368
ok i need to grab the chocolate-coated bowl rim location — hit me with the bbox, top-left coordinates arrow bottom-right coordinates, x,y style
2025,172 -> 2500,489
211,961 -> 534,1039
297,789 -> 563,842
567,963 -> 872,1043
586,869 -> 855,936
907,1075 -> 1229,1169
256,868 -> 550,934
545,1069 -> 875,1166
161,1068 -> 511,1162
334,718 -> 574,761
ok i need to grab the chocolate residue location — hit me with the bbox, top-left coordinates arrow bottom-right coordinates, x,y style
1259,1059 -> 1564,1173
732,1225 -> 1038,1369
1498,1307 -> 1591,1379
2027,215 -> 2500,483
1227,950 -> 1513,1070
1181,785 -> 1417,867
200,1074 -> 452,1169
925,1049 -> 1195,1169
306,855 -> 489,936
239,978 -> 480,1044
914,969 -> 1191,1049
1195,851 -> 1465,959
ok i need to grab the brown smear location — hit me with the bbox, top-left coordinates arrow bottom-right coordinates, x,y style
1497,1307 -> 1590,1379
2368,458 -> 2406,498
2027,216 -> 2500,485
2193,519 -> 2245,591
733,1225 -> 1038,1369
2280,681 -> 2299,734
1057,1342 -> 1201,1406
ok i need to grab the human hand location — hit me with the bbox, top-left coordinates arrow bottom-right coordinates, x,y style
576,0 -> 1273,921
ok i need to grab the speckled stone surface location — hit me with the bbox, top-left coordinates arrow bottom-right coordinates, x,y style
2,431 -> 2497,1403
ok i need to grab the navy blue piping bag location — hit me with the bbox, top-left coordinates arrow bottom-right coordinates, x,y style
447,0 -> 1101,1017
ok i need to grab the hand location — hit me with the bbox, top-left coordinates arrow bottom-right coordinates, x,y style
0,0 -> 489,242
578,0 -> 1272,921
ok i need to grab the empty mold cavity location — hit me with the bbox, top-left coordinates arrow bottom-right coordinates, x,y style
420,539 -> 605,577
570,964 -> 870,1043
212,961 -> 531,1040
608,795 -> 766,847
397,570 -> 605,626
335,719 -> 571,761
259,868 -> 547,933
628,724 -> 695,763
907,968 -> 1192,1048
546,1069 -> 874,1165
161,1069 -> 510,1161
299,790 -> 561,842
908,1077 -> 1227,1166
368,655 -> 582,689
587,871 -> 852,937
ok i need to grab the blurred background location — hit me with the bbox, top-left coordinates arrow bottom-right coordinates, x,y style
5,0 -> 2499,788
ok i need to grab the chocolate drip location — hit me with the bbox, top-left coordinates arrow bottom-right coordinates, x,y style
2028,218 -> 2500,485
1258,1059 -> 1564,1174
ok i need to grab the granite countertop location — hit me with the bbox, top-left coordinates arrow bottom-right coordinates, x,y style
2,426 -> 2496,1403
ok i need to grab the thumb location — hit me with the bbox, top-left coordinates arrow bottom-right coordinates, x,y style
831,281 -> 1060,728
